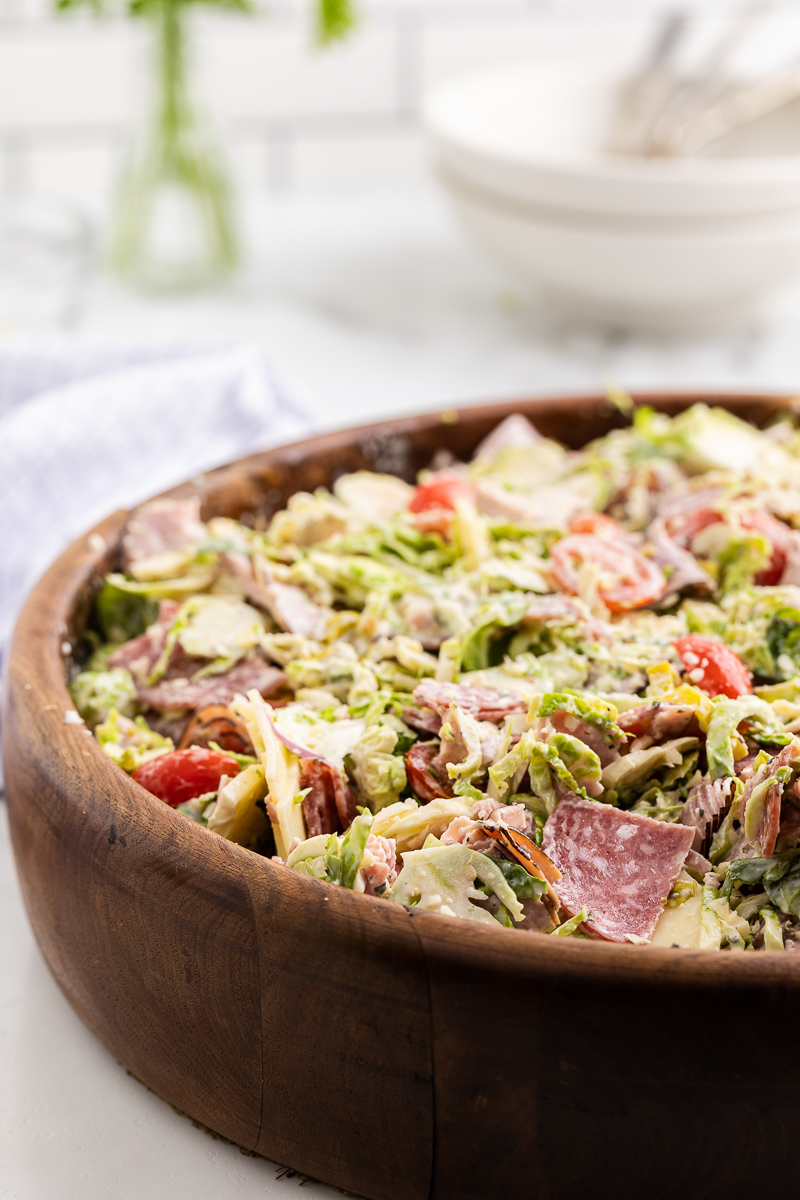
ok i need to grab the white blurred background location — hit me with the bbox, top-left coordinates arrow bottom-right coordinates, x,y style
4,0 -> 800,415
0,0 -> 782,211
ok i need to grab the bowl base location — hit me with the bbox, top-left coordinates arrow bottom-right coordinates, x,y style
538,285 -> 779,334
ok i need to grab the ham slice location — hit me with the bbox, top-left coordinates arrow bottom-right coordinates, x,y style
122,498 -> 207,568
473,413 -> 540,460
107,600 -> 180,683
684,848 -> 712,878
261,579 -> 326,639
546,710 -> 622,769
646,518 -> 715,599
541,796 -> 694,943
412,680 -> 527,724
361,835 -> 398,896
521,595 -> 581,624
225,552 -> 327,638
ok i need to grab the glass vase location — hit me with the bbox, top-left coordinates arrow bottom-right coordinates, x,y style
109,0 -> 238,290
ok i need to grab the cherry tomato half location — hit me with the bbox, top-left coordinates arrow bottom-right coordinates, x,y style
672,635 -> 752,699
667,507 -> 788,587
408,476 -> 474,514
132,746 -> 240,807
568,513 -> 633,542
550,530 -> 665,613
741,512 -> 789,586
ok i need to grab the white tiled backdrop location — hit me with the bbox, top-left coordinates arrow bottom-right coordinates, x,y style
0,0 -> 772,216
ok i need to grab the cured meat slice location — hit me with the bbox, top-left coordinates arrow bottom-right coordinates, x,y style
261,579 -> 326,639
412,679 -> 527,723
684,848 -> 712,878
779,530 -> 800,587
521,595 -> 581,624
300,758 -> 357,835
618,703 -> 698,742
645,518 -> 714,599
541,796 -> 694,943
473,413 -> 541,460
406,743 -> 454,804
401,705 -> 442,736
122,498 -> 207,568
681,777 -> 733,854
221,542 -> 328,639
740,741 -> 800,859
137,653 -> 286,712
778,792 -> 800,854
107,600 -> 180,683
545,710 -> 622,769
300,759 -> 342,836
361,834 -> 398,896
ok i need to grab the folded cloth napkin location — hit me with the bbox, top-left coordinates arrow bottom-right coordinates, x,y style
0,335 -> 312,705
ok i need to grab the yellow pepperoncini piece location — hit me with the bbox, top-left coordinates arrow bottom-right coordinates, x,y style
646,661 -> 679,699
659,682 -> 715,733
731,730 -> 749,761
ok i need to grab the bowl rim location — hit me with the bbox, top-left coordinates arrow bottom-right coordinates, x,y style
423,60 -> 800,189
8,390 -> 800,988
437,159 -> 800,240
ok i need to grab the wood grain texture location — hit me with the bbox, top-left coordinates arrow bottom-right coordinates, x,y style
5,392 -> 800,1200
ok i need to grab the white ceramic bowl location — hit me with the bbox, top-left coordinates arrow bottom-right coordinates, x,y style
424,60 -> 800,327
442,170 -> 800,329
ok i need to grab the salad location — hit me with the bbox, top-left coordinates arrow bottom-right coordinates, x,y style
69,403 -> 800,950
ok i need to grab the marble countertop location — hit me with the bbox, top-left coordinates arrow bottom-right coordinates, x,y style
5,180 -> 800,1199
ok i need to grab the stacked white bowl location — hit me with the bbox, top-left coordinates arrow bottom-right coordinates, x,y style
423,60 -> 800,330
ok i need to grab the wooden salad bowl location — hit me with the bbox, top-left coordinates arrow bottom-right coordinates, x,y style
5,391 -> 800,1200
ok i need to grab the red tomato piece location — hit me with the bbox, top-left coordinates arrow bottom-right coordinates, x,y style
568,513 -> 632,542
408,476 -> 473,514
665,506 -> 722,545
672,635 -> 752,699
132,747 -> 240,807
667,506 -> 788,587
550,532 -> 665,613
741,512 -> 789,586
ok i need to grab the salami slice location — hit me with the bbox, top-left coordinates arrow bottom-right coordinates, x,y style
740,740 -> 800,859
412,679 -> 527,723
406,743 -> 453,804
137,653 -> 286,712
401,705 -> 442,736
681,777 -> 733,854
300,759 -> 344,837
541,796 -> 694,943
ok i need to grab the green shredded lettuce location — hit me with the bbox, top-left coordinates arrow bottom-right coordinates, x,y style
69,668 -> 137,729
706,697 -> 786,780
551,907 -> 589,936
95,709 -> 173,773
347,726 -> 407,813
388,843 -> 524,925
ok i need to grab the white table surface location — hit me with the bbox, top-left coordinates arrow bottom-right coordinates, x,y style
6,180 -> 800,1198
